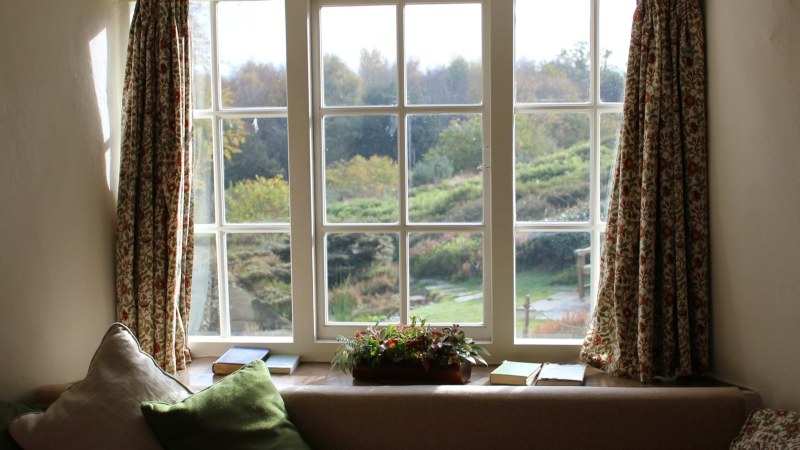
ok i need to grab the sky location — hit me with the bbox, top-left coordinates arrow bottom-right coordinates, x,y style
206,0 -> 636,76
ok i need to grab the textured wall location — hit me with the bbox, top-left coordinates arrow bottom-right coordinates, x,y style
0,0 -> 121,401
707,0 -> 800,410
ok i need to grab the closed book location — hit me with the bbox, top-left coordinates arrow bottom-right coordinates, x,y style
212,346 -> 271,375
490,361 -> 542,386
265,354 -> 300,374
534,363 -> 586,386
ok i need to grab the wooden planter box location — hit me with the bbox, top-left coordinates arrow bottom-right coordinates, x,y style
352,360 -> 472,384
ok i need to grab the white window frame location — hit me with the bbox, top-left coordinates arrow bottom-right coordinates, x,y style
181,0 -> 624,362
310,0 -> 493,341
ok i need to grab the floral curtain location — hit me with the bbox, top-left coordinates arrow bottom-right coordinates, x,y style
580,0 -> 708,382
115,0 -> 193,374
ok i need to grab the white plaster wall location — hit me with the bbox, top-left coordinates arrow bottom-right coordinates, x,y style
0,0 -> 122,401
707,0 -> 800,410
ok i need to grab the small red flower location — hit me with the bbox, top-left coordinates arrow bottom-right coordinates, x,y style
785,423 -> 800,435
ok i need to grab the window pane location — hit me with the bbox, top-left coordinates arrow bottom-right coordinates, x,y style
326,233 -> 400,323
599,0 -> 636,102
515,112 -> 590,221
222,117 -> 289,224
408,114 -> 483,223
324,115 -> 398,223
600,113 -> 623,221
193,119 -> 214,224
218,1 -> 287,108
515,232 -> 590,339
188,234 -> 219,336
405,4 -> 482,105
409,232 -> 483,324
227,233 -> 292,337
515,0 -> 590,103
189,2 -> 211,109
320,6 -> 397,107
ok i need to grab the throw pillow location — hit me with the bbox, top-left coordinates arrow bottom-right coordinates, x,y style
141,359 -> 309,450
730,408 -> 800,449
9,323 -> 193,450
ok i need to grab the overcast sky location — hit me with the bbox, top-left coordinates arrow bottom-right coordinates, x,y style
211,0 -> 636,76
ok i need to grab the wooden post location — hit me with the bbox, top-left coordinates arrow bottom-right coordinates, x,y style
523,295 -> 531,338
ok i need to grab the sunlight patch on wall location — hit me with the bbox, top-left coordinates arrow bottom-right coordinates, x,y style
90,28 -> 112,189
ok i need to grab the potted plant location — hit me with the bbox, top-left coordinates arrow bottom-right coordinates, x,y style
331,316 -> 489,384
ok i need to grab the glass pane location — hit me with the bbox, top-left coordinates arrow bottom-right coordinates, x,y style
600,113 -> 623,221
324,115 -> 398,223
515,112 -> 590,221
408,114 -> 483,223
189,2 -> 211,109
515,0 -> 590,103
326,233 -> 400,323
227,233 -> 292,337
193,119 -> 215,224
222,117 -> 289,223
409,233 -> 483,324
218,1 -> 287,108
599,0 -> 636,102
189,234 -> 219,336
515,232 -> 590,339
405,4 -> 482,105
320,6 -> 397,107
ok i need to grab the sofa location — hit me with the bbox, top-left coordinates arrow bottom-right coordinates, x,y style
2,323 -> 793,450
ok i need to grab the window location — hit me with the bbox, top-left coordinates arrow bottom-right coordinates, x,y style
188,1 -> 293,338
513,0 -> 633,341
184,0 -> 634,357
313,2 -> 490,340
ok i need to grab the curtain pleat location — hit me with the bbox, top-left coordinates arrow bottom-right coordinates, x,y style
115,0 -> 193,374
580,0 -> 709,382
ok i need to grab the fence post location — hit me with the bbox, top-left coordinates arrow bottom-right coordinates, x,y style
523,295 -> 531,338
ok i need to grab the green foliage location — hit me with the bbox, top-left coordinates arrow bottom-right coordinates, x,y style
326,233 -> 396,288
223,117 -> 288,186
326,155 -> 397,203
515,141 -> 590,221
323,54 -> 362,106
226,234 -> 292,333
515,232 -> 590,272
409,178 -> 482,223
223,61 -> 287,107
204,43 -> 624,328
411,153 -> 453,186
426,115 -> 483,174
410,234 -> 482,282
331,317 -> 489,375
225,175 -> 289,223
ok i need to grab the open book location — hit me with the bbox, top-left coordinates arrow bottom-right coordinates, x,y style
534,363 -> 586,386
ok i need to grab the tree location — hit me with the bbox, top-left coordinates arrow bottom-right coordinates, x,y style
426,115 -> 483,174
223,61 -> 287,107
323,54 -> 362,106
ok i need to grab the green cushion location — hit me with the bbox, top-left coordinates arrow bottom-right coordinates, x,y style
141,360 -> 309,450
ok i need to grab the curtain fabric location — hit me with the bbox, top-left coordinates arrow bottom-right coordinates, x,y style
115,0 -> 193,374
580,0 -> 708,382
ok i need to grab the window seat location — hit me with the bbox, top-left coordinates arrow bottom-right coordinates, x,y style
177,359 -> 759,450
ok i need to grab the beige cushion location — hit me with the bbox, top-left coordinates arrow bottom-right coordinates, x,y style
9,323 -> 193,450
